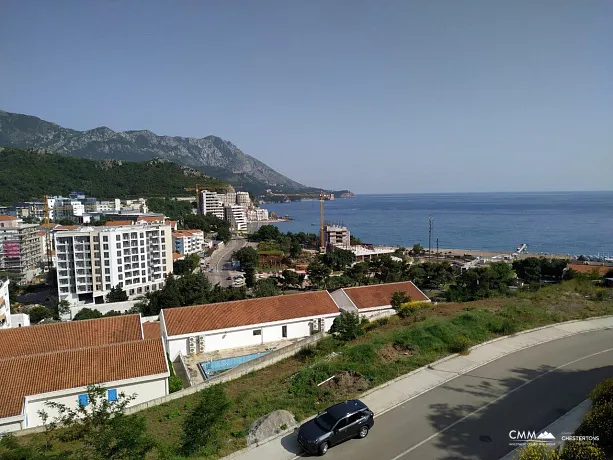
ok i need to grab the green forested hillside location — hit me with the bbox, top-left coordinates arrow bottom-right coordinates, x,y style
0,147 -> 229,204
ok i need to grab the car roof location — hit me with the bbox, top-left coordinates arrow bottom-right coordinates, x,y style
326,399 -> 368,419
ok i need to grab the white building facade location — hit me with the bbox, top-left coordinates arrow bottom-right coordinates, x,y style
172,230 -> 205,256
0,279 -> 10,328
54,223 -> 173,306
162,291 -> 341,359
224,205 -> 247,232
198,190 -> 225,219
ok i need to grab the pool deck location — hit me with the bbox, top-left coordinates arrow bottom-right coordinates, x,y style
184,339 -> 298,384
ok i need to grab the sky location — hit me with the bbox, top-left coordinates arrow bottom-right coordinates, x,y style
1,1 -> 611,194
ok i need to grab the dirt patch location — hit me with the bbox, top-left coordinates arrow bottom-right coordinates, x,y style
378,343 -> 413,362
321,370 -> 369,394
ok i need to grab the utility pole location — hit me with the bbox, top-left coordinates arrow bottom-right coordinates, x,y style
436,238 -> 439,261
428,215 -> 433,262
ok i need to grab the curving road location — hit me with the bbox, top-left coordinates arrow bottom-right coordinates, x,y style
298,330 -> 613,460
205,237 -> 248,287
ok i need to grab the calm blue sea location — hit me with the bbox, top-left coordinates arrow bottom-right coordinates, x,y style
258,192 -> 613,257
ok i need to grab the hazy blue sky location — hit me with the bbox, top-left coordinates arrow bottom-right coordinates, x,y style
1,1 -> 611,193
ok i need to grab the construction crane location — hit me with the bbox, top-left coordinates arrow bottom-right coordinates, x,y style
184,184 -> 201,204
265,190 -> 332,253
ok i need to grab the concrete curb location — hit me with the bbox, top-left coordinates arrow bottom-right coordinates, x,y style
221,315 -> 613,460
499,399 -> 592,460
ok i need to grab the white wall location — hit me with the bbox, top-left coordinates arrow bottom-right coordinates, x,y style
10,313 -> 30,327
0,417 -> 24,434
24,376 -> 168,430
69,300 -> 138,319
359,306 -> 396,320
166,314 -> 339,359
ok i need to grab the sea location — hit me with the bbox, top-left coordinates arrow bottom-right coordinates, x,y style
255,191 -> 613,257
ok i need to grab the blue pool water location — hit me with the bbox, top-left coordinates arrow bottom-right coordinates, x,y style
198,351 -> 270,379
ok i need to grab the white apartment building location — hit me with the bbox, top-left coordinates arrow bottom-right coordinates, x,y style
198,190 -> 225,219
218,192 -> 237,206
172,230 -> 205,256
224,205 -> 247,232
236,191 -> 251,206
0,279 -> 10,328
54,223 -> 173,306
246,208 -> 269,222
95,199 -> 121,213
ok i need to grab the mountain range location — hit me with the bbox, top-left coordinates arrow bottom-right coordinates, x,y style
0,110 -> 351,197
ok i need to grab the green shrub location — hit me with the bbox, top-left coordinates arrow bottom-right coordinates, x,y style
169,375 -> 184,393
344,343 -> 377,365
397,302 -> 423,319
589,378 -> 613,407
560,440 -> 606,460
576,400 -> 613,455
448,335 -> 471,354
516,442 -> 559,459
330,312 -> 368,341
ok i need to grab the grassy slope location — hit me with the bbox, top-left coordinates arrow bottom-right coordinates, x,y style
0,147 -> 228,204
17,280 -> 613,458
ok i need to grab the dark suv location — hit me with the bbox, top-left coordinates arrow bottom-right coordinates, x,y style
297,399 -> 374,455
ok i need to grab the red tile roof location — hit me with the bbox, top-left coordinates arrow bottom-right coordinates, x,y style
0,339 -> 168,418
0,315 -> 143,359
105,220 -> 133,226
142,321 -> 161,339
343,281 -> 430,309
163,291 -> 340,336
567,263 -> 613,276
137,216 -> 165,222
0,216 -> 19,221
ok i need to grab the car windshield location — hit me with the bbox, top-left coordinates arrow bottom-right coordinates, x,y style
314,412 -> 337,431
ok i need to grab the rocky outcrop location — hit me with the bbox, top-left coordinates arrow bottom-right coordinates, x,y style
246,410 -> 298,445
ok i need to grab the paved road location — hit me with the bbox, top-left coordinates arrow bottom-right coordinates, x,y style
300,330 -> 613,460
205,238 -> 247,287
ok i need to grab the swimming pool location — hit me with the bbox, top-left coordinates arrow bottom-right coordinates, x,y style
198,351 -> 270,379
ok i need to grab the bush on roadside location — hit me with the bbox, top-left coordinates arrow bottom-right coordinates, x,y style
559,440 -> 606,460
290,363 -> 335,397
169,375 -> 184,393
588,378 -> 613,407
448,335 -> 471,354
516,442 -> 559,459
576,400 -> 613,455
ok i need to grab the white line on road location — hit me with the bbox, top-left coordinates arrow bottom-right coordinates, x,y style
386,347 -> 613,460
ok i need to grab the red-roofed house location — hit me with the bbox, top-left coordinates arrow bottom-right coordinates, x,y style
161,291 -> 341,358
0,314 -> 171,433
330,281 -> 430,319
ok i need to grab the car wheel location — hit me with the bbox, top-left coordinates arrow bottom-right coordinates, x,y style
318,441 -> 329,456
358,425 -> 369,438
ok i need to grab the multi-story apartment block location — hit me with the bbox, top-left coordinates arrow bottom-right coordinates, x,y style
224,205 -> 247,232
236,191 -> 251,206
172,230 -> 205,256
218,192 -> 237,206
0,216 -> 43,283
198,190 -> 225,219
54,223 -> 173,306
0,278 -> 10,328
324,224 -> 351,249
95,199 -> 121,213
246,208 -> 269,222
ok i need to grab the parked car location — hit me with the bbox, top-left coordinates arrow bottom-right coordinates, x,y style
297,400 -> 374,455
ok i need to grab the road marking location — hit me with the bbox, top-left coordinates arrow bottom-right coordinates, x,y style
386,347 -> 613,460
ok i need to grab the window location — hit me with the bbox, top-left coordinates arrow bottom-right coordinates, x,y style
105,268 -> 110,274
107,389 -> 117,401
116,243 -> 121,249
105,276 -> 111,282
78,394 -> 89,407
103,236 -> 108,242
117,251 -> 121,257
335,417 -> 348,430
116,235 -> 121,241
253,329 -> 262,336
347,412 -> 364,425
282,325 -> 287,338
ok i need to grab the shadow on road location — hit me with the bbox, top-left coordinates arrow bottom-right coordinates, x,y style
425,364 -> 613,460
280,429 -> 304,456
